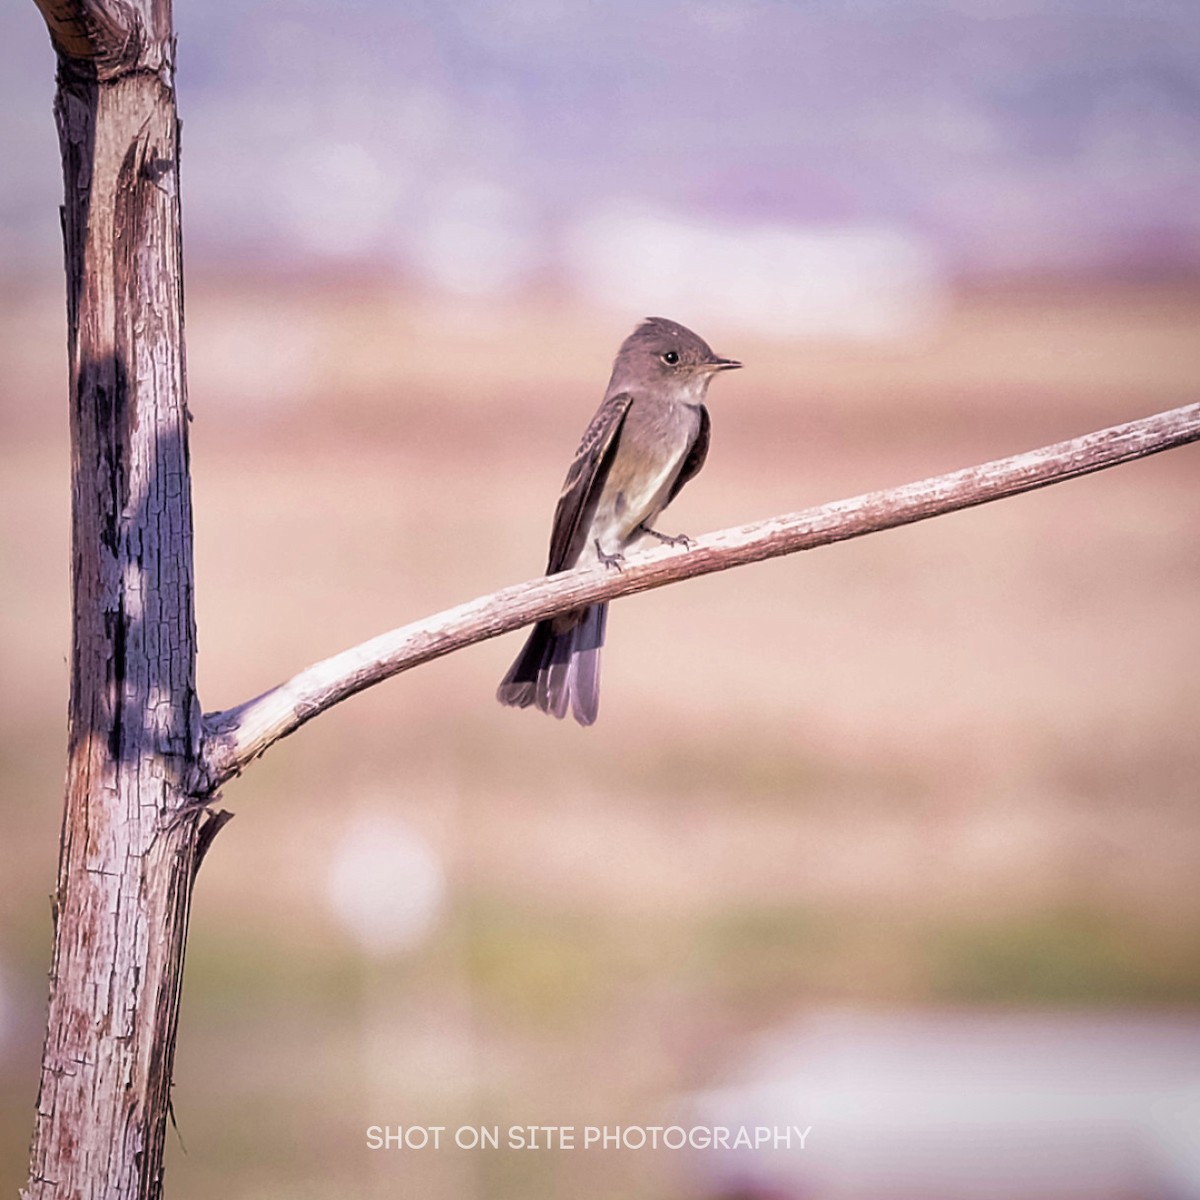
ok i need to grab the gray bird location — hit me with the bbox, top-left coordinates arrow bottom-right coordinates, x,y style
497,317 -> 741,725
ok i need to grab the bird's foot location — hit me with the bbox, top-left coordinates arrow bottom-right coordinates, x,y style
594,540 -> 625,571
639,524 -> 694,549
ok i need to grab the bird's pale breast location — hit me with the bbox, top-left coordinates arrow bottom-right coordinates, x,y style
579,396 -> 701,562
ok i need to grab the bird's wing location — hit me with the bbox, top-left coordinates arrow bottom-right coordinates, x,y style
546,391 -> 635,573
664,403 -> 710,508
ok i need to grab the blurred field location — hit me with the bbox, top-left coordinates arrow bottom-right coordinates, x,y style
1,276 -> 1199,1198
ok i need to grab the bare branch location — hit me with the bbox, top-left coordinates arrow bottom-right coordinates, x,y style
201,401 -> 1200,787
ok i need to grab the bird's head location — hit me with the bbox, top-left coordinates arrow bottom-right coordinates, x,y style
608,317 -> 741,400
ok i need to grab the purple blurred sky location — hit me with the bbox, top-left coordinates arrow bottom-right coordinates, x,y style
4,1 -> 1199,331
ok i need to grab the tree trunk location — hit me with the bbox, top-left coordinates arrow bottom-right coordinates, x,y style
26,5 -> 210,1197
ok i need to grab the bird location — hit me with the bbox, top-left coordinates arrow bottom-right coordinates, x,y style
496,317 -> 741,726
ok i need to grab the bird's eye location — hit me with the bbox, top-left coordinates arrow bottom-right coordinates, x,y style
661,350 -> 680,365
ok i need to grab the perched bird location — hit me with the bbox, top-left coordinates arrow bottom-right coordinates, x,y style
496,317 -> 741,725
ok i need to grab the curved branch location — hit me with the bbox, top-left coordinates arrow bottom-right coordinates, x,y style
200,401 -> 1200,788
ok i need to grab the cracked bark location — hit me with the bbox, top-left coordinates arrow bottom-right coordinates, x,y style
26,3 -> 216,1198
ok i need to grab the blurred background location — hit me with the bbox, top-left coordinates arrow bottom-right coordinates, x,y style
3,1 -> 1200,1197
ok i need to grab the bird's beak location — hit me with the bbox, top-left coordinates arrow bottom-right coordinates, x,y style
706,356 -> 742,372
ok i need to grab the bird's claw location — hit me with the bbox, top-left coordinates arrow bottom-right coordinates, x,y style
640,525 -> 694,549
594,539 -> 625,571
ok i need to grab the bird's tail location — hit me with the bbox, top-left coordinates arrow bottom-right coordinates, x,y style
496,603 -> 608,726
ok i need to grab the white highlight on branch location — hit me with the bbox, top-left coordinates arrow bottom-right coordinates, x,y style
200,401 -> 1200,789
